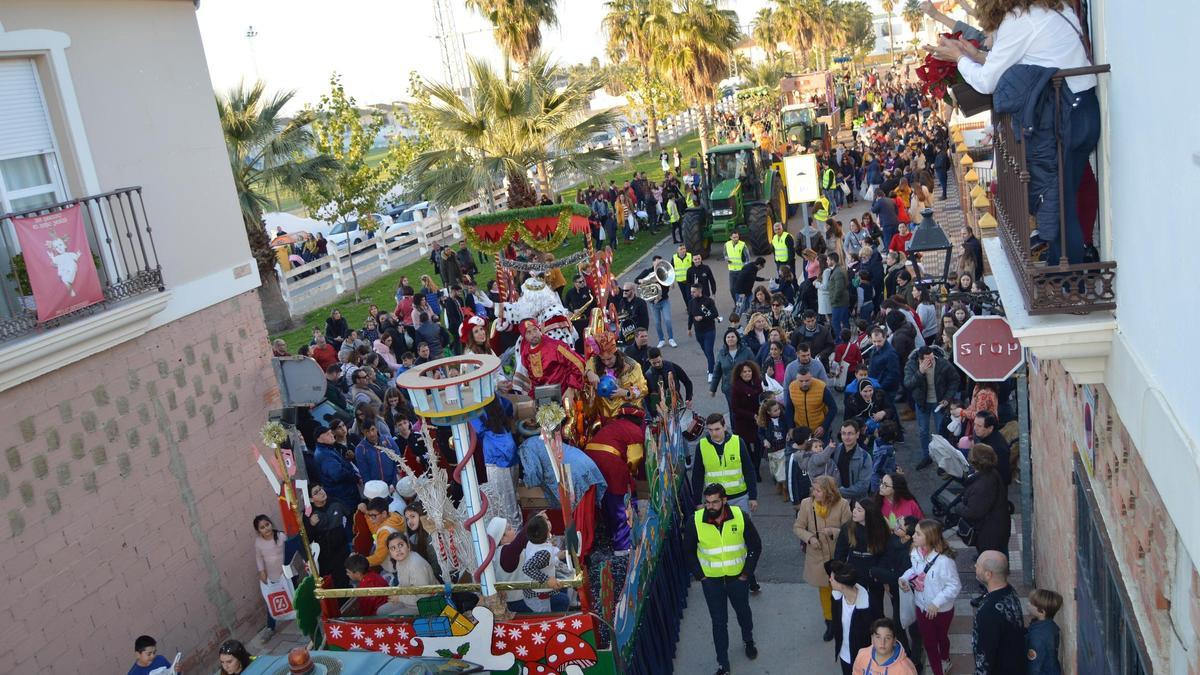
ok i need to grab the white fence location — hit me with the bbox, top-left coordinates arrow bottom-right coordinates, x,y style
276,102 -> 733,317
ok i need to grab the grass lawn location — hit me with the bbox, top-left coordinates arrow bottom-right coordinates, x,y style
273,132 -> 701,350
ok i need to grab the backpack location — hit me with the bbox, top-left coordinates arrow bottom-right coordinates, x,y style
870,441 -> 896,494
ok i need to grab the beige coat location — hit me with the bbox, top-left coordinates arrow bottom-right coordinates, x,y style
793,497 -> 852,587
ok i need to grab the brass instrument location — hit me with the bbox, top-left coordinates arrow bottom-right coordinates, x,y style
636,259 -> 675,302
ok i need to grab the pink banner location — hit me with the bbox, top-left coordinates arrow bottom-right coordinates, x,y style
12,204 -> 104,322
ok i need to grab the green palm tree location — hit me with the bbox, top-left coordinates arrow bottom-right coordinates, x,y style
775,0 -> 818,70
216,82 -> 338,332
902,0 -> 924,50
604,0 -> 673,149
407,55 -> 620,211
661,0 -> 740,155
751,7 -> 783,64
465,0 -> 559,69
881,0 -> 897,62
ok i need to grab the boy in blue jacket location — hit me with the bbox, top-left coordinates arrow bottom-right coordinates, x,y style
1027,588 -> 1063,674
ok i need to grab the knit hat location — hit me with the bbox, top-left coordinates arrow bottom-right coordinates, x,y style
395,475 -> 417,499
363,480 -> 389,500
486,516 -> 508,545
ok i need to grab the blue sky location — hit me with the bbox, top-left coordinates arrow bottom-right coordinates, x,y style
197,0 -> 771,110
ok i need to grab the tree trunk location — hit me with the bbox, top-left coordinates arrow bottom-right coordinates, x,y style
697,106 -> 711,156
243,212 -> 294,333
888,14 -> 896,63
258,272 -> 295,334
641,62 -> 660,149
535,162 -> 553,200
506,169 -> 538,209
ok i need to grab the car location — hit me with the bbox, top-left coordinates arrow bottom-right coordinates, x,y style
382,202 -> 432,246
384,201 -> 413,220
327,213 -> 393,249
587,131 -> 615,151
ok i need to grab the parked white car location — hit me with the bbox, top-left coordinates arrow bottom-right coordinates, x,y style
382,202 -> 432,246
326,213 -> 392,249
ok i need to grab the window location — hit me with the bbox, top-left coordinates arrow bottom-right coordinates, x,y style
0,58 -> 67,214
1074,464 -> 1151,675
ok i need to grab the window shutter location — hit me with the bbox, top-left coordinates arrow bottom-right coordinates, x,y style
0,59 -> 55,160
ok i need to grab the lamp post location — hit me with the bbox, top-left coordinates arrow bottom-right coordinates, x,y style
909,207 -> 953,290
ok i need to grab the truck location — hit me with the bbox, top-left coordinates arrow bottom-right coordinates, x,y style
679,142 -> 789,258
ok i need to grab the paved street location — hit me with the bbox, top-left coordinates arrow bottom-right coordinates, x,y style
612,181 -> 1026,674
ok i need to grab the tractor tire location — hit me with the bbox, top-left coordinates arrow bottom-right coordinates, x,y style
681,209 -> 709,258
744,203 -> 772,257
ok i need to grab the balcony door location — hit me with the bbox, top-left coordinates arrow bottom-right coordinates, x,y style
0,58 -> 69,317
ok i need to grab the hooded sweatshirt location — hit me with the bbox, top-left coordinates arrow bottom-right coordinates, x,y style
367,512 -> 406,566
851,643 -> 919,675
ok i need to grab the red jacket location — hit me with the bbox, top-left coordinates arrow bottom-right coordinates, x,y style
355,571 -> 390,616
312,343 -> 338,371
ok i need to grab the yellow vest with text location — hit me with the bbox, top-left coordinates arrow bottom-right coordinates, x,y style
822,167 -> 836,190
772,232 -> 791,262
788,377 -> 829,430
695,506 -> 747,578
672,253 -> 692,282
725,240 -> 747,271
700,435 -> 747,496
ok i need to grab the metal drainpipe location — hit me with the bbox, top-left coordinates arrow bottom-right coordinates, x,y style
1017,364 -> 1035,587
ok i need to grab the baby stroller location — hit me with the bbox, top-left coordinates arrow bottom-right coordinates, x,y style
929,435 -> 971,524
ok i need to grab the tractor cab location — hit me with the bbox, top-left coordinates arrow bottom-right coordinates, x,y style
678,143 -> 783,258
780,103 -> 825,150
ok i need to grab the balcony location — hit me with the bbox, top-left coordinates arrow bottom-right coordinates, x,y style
0,187 -> 165,344
990,65 -> 1115,315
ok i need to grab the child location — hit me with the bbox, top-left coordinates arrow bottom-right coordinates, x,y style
870,419 -> 899,494
253,514 -> 285,632
757,399 -> 792,495
521,514 -> 568,613
397,352 -> 415,375
345,553 -> 389,616
377,532 -> 437,615
788,434 -> 841,507
128,635 -> 171,675
1027,589 -> 1063,674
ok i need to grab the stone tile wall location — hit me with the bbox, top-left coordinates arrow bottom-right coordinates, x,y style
0,291 -> 279,673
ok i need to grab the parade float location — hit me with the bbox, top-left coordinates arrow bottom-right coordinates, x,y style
257,203 -> 695,674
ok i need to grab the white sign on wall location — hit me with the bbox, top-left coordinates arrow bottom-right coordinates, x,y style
782,153 -> 819,204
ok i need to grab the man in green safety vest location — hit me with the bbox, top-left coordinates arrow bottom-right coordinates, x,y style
667,195 -> 683,245
691,412 -> 757,514
770,222 -> 795,278
672,243 -> 693,304
684,482 -> 763,675
723,232 -> 748,305
820,162 -> 840,217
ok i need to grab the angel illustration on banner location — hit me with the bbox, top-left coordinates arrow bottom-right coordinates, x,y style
44,229 -> 82,297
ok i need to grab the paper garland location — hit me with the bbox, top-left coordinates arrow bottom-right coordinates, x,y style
461,204 -> 591,256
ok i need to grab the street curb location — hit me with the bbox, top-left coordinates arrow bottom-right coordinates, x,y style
615,233 -> 673,282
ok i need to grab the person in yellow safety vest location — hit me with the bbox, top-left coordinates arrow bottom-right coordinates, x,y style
820,163 -> 840,216
684,482 -> 763,674
672,243 -> 693,305
771,222 -> 795,278
724,232 -> 748,305
813,194 -> 831,224
667,195 -> 683,245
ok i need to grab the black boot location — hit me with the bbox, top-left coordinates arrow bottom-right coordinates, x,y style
822,620 -> 834,642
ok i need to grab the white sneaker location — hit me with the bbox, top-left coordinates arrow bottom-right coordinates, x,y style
707,373 -> 714,383
668,339 -> 678,347
656,340 -> 666,348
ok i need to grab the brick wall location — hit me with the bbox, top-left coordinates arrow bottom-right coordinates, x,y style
0,292 -> 280,673
1027,358 -> 1080,666
1029,358 -> 1198,672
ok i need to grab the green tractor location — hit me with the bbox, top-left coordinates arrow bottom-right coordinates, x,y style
680,143 -> 787,259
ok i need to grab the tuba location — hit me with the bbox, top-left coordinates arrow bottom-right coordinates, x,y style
637,259 -> 674,302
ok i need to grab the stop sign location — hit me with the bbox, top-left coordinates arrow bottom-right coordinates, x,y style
952,316 -> 1024,381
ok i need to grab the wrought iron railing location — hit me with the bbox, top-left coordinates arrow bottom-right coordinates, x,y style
991,65 -> 1115,315
0,187 -> 164,342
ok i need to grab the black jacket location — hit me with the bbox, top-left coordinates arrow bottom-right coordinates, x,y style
959,468 -> 1010,554
831,586 -> 878,666
325,316 -> 350,345
975,429 -> 1012,486
689,296 -> 719,332
903,347 -> 960,404
645,359 -> 694,405
686,263 -> 717,296
734,261 -> 766,296
615,295 -> 649,339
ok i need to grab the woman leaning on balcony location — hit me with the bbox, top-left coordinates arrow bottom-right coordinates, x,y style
929,0 -> 1099,266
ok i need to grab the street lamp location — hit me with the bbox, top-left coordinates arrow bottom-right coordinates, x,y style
909,207 -> 953,288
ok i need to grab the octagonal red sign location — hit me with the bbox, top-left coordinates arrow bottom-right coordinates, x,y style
952,316 -> 1024,381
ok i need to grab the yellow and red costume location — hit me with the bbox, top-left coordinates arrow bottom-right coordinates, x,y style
586,332 -> 647,420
